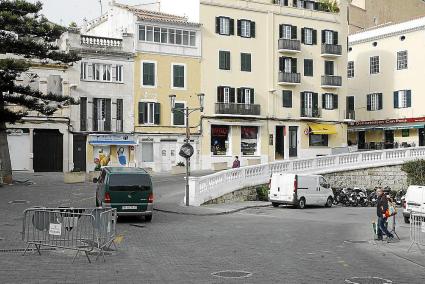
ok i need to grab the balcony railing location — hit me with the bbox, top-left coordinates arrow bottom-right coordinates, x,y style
321,44 -> 342,56
273,0 -> 289,6
81,35 -> 122,48
278,72 -> 301,84
278,39 -> 301,52
301,108 -> 321,118
215,103 -> 261,116
346,110 -> 355,120
321,75 -> 342,87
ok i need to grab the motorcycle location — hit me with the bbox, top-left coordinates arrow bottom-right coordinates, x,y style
368,191 -> 378,207
354,188 -> 368,207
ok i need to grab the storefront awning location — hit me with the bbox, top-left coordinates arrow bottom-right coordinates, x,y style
89,140 -> 138,146
308,123 -> 337,135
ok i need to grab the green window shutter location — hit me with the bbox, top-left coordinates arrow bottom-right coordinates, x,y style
173,65 -> 185,88
138,102 -> 145,124
173,102 -> 185,125
154,103 -> 161,125
143,62 -> 155,86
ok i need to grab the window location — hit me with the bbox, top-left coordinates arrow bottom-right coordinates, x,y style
241,126 -> 258,155
322,93 -> 338,110
301,28 -> 316,45
280,24 -> 293,39
394,90 -> 411,108
282,90 -> 292,108
168,29 -> 176,44
93,98 -> 111,131
397,50 -> 408,70
241,53 -> 251,72
219,51 -> 231,70
146,26 -> 153,41
183,30 -> 189,45
211,125 -> 230,155
367,93 -> 383,111
279,57 -> 297,73
139,25 -> 146,41
172,102 -> 185,126
81,62 -> 88,80
322,30 -> 338,45
139,25 -> 196,47
370,56 -> 380,74
80,97 -> 87,131
142,62 -> 156,87
309,134 -> 329,147
93,64 -> 100,80
176,30 -> 182,44
138,102 -> 160,125
402,129 -> 410,137
217,86 -> 235,103
115,65 -> 123,82
301,92 -> 318,117
324,61 -> 334,76
347,61 -> 354,78
172,64 -> 185,88
102,64 -> 111,81
116,99 -> 123,132
304,59 -> 313,76
189,31 -> 196,46
237,88 -> 254,104
154,27 -> 160,43
161,28 -> 168,43
237,20 -> 255,38
216,17 -> 234,36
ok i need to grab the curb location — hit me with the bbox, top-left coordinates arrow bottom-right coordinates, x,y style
153,203 -> 271,216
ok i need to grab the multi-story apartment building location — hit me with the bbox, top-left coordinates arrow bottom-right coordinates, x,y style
350,0 -> 425,34
6,62 -> 73,172
85,2 -> 203,172
347,17 -> 425,150
59,29 -> 136,172
198,0 -> 349,170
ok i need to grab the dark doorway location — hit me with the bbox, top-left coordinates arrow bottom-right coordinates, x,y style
358,131 -> 365,149
289,126 -> 298,158
384,130 -> 394,149
33,129 -> 63,172
73,135 -> 86,171
419,128 -> 425,147
275,126 -> 285,160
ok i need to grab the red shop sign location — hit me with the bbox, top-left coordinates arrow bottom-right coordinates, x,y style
212,126 -> 229,137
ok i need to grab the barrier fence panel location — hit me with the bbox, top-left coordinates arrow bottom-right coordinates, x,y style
22,207 -> 117,263
408,212 -> 425,253
189,147 -> 425,206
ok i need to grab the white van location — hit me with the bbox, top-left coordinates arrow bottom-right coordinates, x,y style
268,173 -> 334,209
403,185 -> 425,223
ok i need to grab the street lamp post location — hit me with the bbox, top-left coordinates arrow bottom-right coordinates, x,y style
169,93 -> 204,206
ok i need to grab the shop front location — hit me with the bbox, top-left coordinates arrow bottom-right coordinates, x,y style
348,117 -> 425,150
87,134 -> 138,172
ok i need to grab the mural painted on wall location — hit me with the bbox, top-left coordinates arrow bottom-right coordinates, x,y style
117,147 -> 129,166
94,146 -> 111,170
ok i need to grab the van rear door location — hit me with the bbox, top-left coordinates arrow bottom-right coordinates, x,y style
279,174 -> 297,202
107,174 -> 152,212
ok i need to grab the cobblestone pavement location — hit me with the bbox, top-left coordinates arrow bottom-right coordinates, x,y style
0,172 -> 425,283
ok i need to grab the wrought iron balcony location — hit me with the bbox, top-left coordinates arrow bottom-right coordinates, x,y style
278,72 -> 301,85
321,75 -> 342,88
301,108 -> 321,118
278,39 -> 301,53
215,103 -> 261,116
321,44 -> 342,57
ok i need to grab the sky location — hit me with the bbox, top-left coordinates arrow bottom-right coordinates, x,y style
30,0 -> 199,26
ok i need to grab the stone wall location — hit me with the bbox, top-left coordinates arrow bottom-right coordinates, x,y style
324,165 -> 407,190
202,186 -> 260,205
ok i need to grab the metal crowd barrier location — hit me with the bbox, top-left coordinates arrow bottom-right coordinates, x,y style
408,212 -> 425,253
22,207 -> 117,263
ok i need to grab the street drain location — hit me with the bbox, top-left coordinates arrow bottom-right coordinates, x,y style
8,200 -> 29,204
211,270 -> 252,279
344,240 -> 368,244
345,276 -> 392,284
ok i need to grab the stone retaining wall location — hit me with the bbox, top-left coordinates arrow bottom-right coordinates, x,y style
202,186 -> 260,205
324,165 -> 407,190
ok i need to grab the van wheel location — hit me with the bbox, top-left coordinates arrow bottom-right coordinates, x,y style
325,197 -> 333,208
298,198 -> 306,209
404,216 -> 410,224
272,202 -> 279,208
145,215 -> 153,222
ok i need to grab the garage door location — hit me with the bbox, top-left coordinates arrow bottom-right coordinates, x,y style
7,132 -> 31,171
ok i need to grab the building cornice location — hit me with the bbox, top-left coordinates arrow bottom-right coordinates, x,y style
349,25 -> 425,45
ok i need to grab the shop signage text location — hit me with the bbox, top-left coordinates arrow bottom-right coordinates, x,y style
349,117 -> 425,126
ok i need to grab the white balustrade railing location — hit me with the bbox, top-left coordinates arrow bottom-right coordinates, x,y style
81,35 -> 122,48
188,147 -> 425,206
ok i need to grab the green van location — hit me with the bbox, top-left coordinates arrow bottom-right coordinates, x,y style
94,167 -> 154,222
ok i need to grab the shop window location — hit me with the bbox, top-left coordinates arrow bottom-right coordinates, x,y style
402,129 -> 410,137
241,126 -> 258,156
309,133 -> 328,147
141,142 -> 154,162
211,125 -> 230,155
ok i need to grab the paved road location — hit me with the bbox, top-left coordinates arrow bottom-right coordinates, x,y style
0,172 -> 425,283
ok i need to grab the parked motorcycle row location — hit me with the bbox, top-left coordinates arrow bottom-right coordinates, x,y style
332,187 -> 406,207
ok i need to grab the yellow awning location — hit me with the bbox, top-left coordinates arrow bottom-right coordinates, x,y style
309,123 -> 337,135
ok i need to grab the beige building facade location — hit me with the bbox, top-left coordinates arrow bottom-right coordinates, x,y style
347,17 -> 425,149
199,0 -> 349,170
350,0 -> 425,34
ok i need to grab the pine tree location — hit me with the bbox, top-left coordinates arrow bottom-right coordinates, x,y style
0,0 -> 80,183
